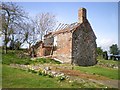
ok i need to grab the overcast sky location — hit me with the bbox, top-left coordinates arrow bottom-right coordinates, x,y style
1,1 -> 119,51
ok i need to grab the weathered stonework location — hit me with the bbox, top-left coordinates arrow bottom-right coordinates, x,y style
35,8 -> 97,66
52,32 -> 72,63
72,22 -> 97,66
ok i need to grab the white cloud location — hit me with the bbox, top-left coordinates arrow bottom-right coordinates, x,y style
96,38 -> 117,51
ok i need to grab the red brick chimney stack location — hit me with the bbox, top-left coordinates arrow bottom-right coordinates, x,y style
78,8 -> 87,23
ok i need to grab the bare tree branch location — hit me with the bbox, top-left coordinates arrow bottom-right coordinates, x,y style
1,2 -> 28,53
35,12 -> 56,40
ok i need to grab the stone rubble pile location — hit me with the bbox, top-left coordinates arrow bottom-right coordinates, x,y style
10,64 -> 70,81
98,63 -> 118,69
9,64 -> 107,87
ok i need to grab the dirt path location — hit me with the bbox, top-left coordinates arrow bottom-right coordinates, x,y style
89,79 -> 119,88
60,69 -> 119,88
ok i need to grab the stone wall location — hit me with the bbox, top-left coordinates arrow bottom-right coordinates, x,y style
36,35 -> 53,57
53,32 -> 72,63
44,36 -> 54,46
72,21 -> 97,66
78,8 -> 87,23
44,47 -> 52,56
36,8 -> 97,66
37,47 -> 52,56
36,47 -> 45,57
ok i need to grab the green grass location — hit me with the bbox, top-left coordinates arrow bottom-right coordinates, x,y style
2,65 -> 68,88
98,58 -> 119,65
75,65 -> 119,80
2,65 -> 105,88
2,50 -> 119,88
2,50 -> 32,65
97,56 -> 119,65
34,58 -> 61,64
0,63 -> 2,88
2,50 -> 60,65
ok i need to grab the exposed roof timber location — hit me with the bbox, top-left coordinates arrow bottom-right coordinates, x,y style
69,22 -> 78,27
61,24 -> 68,30
58,23 -> 64,30
62,24 -> 68,29
55,23 -> 61,31
69,22 -> 79,30
55,22 -> 79,31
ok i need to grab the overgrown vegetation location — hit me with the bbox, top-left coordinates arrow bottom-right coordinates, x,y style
2,50 -> 32,65
35,58 -> 61,64
2,50 -> 60,65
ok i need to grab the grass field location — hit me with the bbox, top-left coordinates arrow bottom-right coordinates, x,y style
2,65 -> 68,88
2,65 -> 105,88
74,56 -> 119,80
75,65 -> 119,80
97,56 -> 119,65
2,50 -> 60,65
2,50 -> 119,88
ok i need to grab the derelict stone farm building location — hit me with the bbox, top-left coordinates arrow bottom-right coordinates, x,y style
34,8 -> 97,66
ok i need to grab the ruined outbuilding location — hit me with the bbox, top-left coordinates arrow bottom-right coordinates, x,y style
35,8 -> 97,66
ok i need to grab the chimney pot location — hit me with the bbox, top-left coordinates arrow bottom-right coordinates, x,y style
78,8 -> 87,23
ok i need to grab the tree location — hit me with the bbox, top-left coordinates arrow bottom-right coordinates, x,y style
118,49 -> 120,55
103,51 -> 108,60
22,20 -> 37,48
1,2 -> 27,53
110,44 -> 119,55
35,12 -> 56,40
97,47 -> 103,56
21,19 -> 38,57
